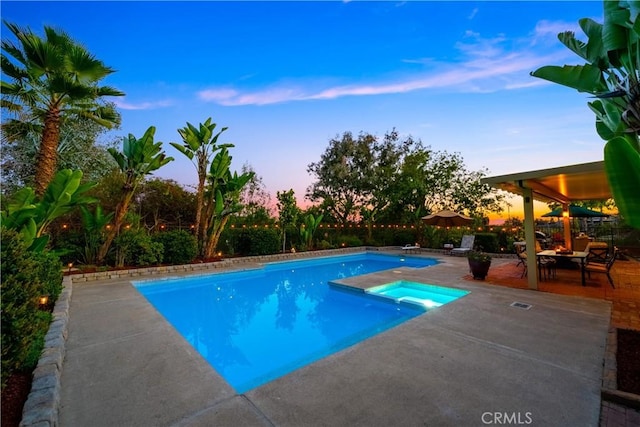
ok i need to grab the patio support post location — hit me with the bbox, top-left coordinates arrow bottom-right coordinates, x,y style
522,187 -> 539,290
562,203 -> 572,250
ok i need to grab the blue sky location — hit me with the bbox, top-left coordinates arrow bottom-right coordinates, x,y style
2,1 -> 605,217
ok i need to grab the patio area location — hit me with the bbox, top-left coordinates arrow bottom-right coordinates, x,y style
464,253 -> 640,427
468,254 -> 640,331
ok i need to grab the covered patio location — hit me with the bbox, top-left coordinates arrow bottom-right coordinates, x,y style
482,161 -> 612,290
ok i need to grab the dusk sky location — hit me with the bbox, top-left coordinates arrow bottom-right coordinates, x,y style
2,1 -> 606,220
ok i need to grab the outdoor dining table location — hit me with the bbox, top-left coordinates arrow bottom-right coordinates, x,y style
536,250 -> 589,286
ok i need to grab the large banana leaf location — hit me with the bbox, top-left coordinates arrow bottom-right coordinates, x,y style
530,64 -> 607,93
532,1 -> 640,229
604,137 -> 640,228
1,169 -> 97,250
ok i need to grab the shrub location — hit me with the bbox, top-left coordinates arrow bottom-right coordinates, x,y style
393,230 -> 417,246
1,229 -> 61,388
152,230 -> 197,265
112,229 -> 163,267
33,250 -> 64,300
236,228 -> 280,256
473,232 -> 500,253
337,235 -> 363,247
318,239 -> 334,250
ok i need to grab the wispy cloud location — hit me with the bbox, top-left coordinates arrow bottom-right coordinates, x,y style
468,7 -> 478,20
197,23 -> 574,107
114,98 -> 173,110
533,19 -> 581,39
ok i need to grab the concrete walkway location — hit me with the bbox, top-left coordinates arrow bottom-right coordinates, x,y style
59,254 -> 611,426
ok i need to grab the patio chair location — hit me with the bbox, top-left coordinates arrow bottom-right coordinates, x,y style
538,257 -> 557,281
401,243 -> 420,253
450,235 -> 474,256
586,241 -> 609,264
515,244 -> 526,266
518,241 -> 555,280
585,247 -> 618,288
514,243 -> 528,278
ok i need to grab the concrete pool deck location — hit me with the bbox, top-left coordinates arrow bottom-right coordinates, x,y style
56,251 -> 611,426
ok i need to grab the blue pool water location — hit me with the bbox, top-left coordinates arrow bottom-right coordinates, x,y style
134,253 -> 438,392
366,281 -> 470,309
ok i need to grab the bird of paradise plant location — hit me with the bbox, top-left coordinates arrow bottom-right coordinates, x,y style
531,0 -> 640,229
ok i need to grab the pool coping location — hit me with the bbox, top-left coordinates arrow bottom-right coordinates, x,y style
21,247 -> 616,426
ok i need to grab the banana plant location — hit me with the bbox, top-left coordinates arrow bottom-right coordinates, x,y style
170,118 -> 233,253
299,213 -> 324,250
202,147 -> 254,258
1,169 -> 96,251
531,0 -> 640,228
79,205 -> 113,264
96,126 -> 173,264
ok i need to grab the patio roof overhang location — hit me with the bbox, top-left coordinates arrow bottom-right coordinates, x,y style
481,161 -> 611,204
481,160 -> 612,291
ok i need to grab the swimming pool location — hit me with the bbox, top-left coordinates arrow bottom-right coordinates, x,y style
134,252 -> 440,392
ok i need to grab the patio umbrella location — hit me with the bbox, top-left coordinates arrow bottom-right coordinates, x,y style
541,205 -> 609,218
421,210 -> 473,227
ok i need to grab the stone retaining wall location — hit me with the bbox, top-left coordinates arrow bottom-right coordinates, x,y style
19,277 -> 72,427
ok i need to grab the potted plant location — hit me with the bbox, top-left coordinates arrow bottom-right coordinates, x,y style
468,250 -> 492,280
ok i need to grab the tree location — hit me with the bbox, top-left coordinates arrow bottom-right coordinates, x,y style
1,112 -> 119,195
531,1 -> 640,228
137,178 -> 196,231
170,118 -> 231,254
238,162 -> 274,224
1,21 -> 124,195
201,147 -> 254,258
307,130 -> 411,226
307,130 -> 502,230
382,146 -> 503,223
96,127 -> 173,264
276,189 -> 300,253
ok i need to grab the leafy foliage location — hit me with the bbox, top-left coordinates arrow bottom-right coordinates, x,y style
336,235 -> 363,247
238,162 -> 274,222
112,229 -> 163,267
152,230 -> 198,265
531,1 -> 640,228
307,130 -> 503,227
170,118 -> 231,254
1,169 -> 96,251
235,228 -> 281,256
473,233 -> 500,254
299,213 -> 324,250
1,229 -> 62,388
276,189 -> 300,252
467,250 -> 492,263
201,147 -> 255,258
137,178 -> 197,231
0,113 -> 119,195
97,126 -> 173,264
1,21 -> 124,194
78,205 -> 113,264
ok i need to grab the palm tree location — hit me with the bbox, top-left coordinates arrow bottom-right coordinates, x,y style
1,21 -> 124,195
96,127 -> 173,264
170,118 -> 232,256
